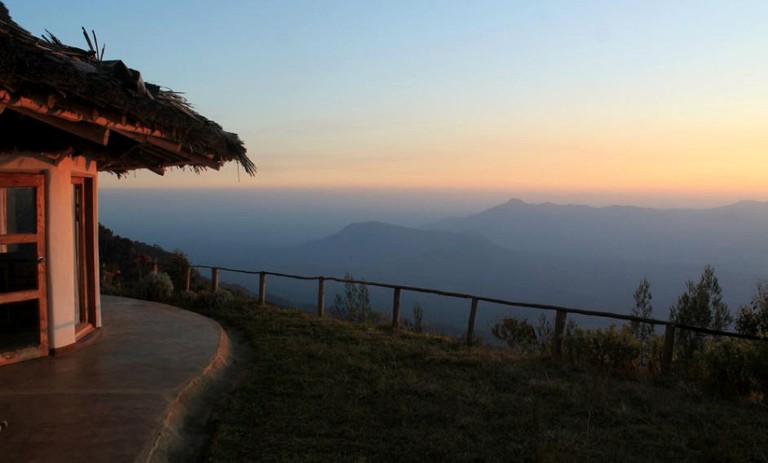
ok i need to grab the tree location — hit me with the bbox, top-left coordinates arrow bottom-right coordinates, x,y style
166,249 -> 200,292
630,278 -> 654,342
669,265 -> 731,359
411,303 -> 424,333
701,265 -> 730,331
735,280 -> 768,336
330,273 -> 377,323
630,278 -> 654,362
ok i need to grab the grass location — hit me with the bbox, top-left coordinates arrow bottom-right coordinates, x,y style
192,300 -> 768,462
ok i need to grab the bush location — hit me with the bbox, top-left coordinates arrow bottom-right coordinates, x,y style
564,325 -> 643,374
644,334 -> 665,375
534,314 -> 554,353
197,289 -> 234,310
702,338 -> 768,400
735,280 -> 768,336
178,290 -> 198,305
139,272 -> 174,302
402,303 -> 425,333
165,250 -> 192,293
492,317 -> 537,355
100,282 -> 124,296
330,273 -> 382,324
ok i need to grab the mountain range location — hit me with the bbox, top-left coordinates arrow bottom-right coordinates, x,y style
213,199 -> 768,338
431,199 -> 768,273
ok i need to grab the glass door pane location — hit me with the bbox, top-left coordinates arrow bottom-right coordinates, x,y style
0,300 -> 40,351
0,187 -> 36,234
0,242 -> 38,293
0,173 -> 47,365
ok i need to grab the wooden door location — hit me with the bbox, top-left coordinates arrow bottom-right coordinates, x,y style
0,173 -> 47,365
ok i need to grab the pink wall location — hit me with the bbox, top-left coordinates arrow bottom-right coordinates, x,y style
0,153 -> 100,350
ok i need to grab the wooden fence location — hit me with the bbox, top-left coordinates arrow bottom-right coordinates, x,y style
181,265 -> 768,376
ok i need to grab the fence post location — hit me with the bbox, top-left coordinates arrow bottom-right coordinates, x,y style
661,324 -> 676,376
152,259 -> 158,274
185,266 -> 192,292
466,298 -> 479,345
211,268 -> 219,292
317,277 -> 325,317
258,272 -> 267,306
392,287 -> 402,329
553,310 -> 567,359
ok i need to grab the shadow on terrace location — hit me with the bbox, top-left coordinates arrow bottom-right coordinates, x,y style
0,295 -> 230,462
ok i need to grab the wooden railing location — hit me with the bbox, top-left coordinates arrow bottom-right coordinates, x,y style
181,264 -> 768,376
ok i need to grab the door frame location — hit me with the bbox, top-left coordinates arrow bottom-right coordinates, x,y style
72,175 -> 96,338
0,172 -> 47,366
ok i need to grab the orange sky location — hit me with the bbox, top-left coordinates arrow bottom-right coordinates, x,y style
101,104 -> 768,207
15,0 -> 758,208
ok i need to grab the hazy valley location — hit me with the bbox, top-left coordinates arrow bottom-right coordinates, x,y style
101,189 -> 768,338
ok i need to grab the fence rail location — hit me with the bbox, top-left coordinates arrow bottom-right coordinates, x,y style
172,263 -> 768,376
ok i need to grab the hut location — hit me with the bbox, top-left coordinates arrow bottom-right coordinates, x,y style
0,3 -> 255,365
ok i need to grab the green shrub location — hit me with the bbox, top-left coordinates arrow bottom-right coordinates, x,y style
197,289 -> 234,310
645,334 -> 665,375
492,317 -> 537,355
330,273 -> 381,324
564,325 -> 642,374
535,314 -> 553,341
735,280 -> 768,336
402,303 -> 425,333
702,338 -> 768,401
139,272 -> 174,302
100,282 -> 124,296
178,290 -> 198,304
165,250 -> 193,293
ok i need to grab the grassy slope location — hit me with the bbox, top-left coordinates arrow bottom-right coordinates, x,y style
198,301 -> 768,462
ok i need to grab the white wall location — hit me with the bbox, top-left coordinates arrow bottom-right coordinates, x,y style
0,153 -> 100,350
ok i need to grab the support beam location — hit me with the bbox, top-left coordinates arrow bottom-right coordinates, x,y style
466,298 -> 479,345
9,106 -> 110,146
145,165 -> 165,176
211,268 -> 220,292
114,129 -> 221,170
317,277 -> 325,317
258,272 -> 267,306
0,90 -> 165,139
114,129 -> 181,154
392,287 -> 401,329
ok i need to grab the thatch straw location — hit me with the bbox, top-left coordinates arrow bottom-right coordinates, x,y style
0,2 -> 255,176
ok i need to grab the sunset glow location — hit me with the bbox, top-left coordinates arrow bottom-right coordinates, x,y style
8,0 -> 768,206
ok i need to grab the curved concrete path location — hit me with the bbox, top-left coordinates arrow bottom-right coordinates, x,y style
0,296 -> 230,462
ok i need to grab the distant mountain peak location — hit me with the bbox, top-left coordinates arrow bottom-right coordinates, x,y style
488,198 -> 598,214
723,200 -> 768,209
503,198 -> 528,206
490,198 -> 529,211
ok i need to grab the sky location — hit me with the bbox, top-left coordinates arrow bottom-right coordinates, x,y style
5,1 -> 768,207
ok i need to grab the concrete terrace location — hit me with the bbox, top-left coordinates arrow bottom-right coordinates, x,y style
0,296 -> 231,462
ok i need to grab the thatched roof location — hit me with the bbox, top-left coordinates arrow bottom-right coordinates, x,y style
0,2 -> 255,176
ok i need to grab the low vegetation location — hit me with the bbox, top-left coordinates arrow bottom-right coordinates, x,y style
174,295 -> 768,462
492,267 -> 768,402
99,228 -> 768,460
